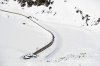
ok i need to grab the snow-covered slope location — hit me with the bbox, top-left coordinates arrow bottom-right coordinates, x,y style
1,0 -> 100,27
0,0 -> 100,66
0,10 -> 56,66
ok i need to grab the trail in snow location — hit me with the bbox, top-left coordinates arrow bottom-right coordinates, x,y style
1,0 -> 100,66
0,9 -> 55,60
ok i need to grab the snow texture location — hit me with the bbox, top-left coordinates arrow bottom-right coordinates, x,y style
0,0 -> 100,66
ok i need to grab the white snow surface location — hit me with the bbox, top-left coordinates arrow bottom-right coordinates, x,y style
0,0 -> 100,66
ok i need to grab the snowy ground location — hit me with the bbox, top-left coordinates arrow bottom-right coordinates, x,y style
0,0 -> 100,66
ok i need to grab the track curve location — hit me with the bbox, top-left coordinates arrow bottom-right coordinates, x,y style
0,9 -> 55,60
